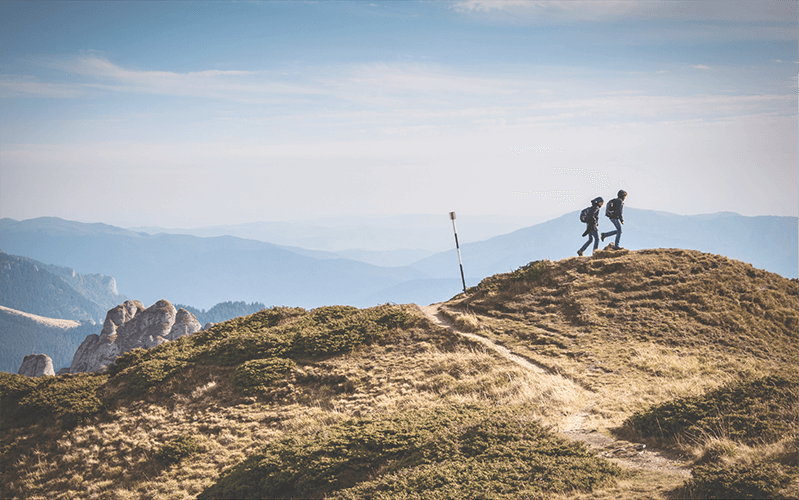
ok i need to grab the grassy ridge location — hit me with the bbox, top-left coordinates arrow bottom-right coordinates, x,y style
457,249 -> 798,362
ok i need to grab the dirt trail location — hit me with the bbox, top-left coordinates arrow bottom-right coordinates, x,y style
419,303 -> 691,478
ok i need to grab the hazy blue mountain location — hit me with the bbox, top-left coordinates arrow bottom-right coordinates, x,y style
0,250 -> 126,322
409,208 -> 799,284
0,217 -> 428,310
129,214 -> 538,265
0,306 -> 97,373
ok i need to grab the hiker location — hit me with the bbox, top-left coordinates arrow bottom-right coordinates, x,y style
577,196 -> 603,256
601,189 -> 627,249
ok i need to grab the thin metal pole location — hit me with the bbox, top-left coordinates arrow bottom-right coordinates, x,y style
450,211 -> 467,293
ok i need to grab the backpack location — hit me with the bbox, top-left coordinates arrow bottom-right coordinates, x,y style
605,198 -> 620,218
579,206 -> 592,223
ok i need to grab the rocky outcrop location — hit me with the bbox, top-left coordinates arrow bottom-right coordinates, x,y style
69,299 -> 201,373
18,354 -> 55,377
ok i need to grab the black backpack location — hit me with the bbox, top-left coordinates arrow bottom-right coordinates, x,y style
579,206 -> 592,223
605,198 -> 620,218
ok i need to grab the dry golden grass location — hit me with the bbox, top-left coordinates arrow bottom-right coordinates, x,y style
5,314 -> 581,499
3,249 -> 796,499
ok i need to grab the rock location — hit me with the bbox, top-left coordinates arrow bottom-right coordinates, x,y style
69,299 -> 202,373
203,322 -> 215,331
169,308 -> 203,341
18,354 -> 55,377
56,367 -> 70,376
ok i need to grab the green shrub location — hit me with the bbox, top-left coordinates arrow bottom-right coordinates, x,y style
200,331 -> 294,366
0,372 -> 42,399
191,307 -> 307,348
155,435 -> 200,465
231,358 -> 295,395
107,347 -> 149,376
124,357 -> 191,396
625,373 -> 799,445
199,402 -> 622,499
291,305 -> 416,357
477,260 -> 549,292
17,373 -> 108,426
686,461 -> 795,499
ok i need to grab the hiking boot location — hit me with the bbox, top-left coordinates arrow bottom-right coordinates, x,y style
577,250 -> 583,257
601,233 -> 606,242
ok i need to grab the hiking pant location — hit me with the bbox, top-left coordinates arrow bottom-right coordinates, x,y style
579,226 -> 599,254
602,219 -> 622,247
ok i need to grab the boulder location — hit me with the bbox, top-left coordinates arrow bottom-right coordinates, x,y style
69,299 -> 201,373
18,354 -> 55,377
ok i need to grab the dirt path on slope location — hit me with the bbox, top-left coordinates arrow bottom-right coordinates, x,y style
418,303 -> 691,479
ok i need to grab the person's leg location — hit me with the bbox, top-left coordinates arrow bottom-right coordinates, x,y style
591,229 -> 599,251
578,236 -> 591,255
612,218 -> 622,248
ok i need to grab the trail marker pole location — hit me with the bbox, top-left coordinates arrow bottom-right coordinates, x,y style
450,211 -> 467,293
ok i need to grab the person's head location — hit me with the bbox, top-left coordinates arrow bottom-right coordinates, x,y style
592,196 -> 604,206
618,189 -> 627,200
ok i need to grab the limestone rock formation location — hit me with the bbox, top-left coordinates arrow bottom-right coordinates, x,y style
69,299 -> 201,373
18,354 -> 55,377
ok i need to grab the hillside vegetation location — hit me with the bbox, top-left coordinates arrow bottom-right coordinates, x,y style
1,248 -> 797,499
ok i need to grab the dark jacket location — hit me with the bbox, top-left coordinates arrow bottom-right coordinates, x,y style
582,205 -> 601,236
607,197 -> 625,223
587,204 -> 601,228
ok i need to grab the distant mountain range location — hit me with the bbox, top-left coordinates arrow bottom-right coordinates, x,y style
129,214 -> 536,263
0,217 -> 428,310
0,250 -> 126,323
1,210 -> 796,315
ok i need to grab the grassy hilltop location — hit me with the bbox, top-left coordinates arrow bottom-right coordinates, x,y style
1,248 -> 797,499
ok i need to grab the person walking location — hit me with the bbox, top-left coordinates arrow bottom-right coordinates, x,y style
577,196 -> 603,256
601,189 -> 627,249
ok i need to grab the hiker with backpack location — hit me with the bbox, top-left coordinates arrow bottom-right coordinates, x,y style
601,189 -> 627,249
577,196 -> 603,256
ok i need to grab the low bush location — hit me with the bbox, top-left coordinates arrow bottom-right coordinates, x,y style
155,435 -> 201,465
199,402 -> 622,499
685,461 -> 796,499
476,260 -> 549,293
16,373 -> 108,427
200,330 -> 293,366
0,372 -> 42,399
625,373 -> 799,446
231,358 -> 295,395
290,305 -> 417,357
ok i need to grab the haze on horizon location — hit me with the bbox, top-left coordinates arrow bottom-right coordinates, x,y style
1,1 -> 796,229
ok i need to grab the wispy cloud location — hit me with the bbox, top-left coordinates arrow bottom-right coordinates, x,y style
0,75 -> 84,98
5,55 -> 793,140
47,54 -> 329,103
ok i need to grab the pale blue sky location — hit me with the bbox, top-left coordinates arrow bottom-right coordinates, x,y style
1,0 -> 796,227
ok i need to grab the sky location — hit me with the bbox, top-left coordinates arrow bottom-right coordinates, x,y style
1,0 -> 796,228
